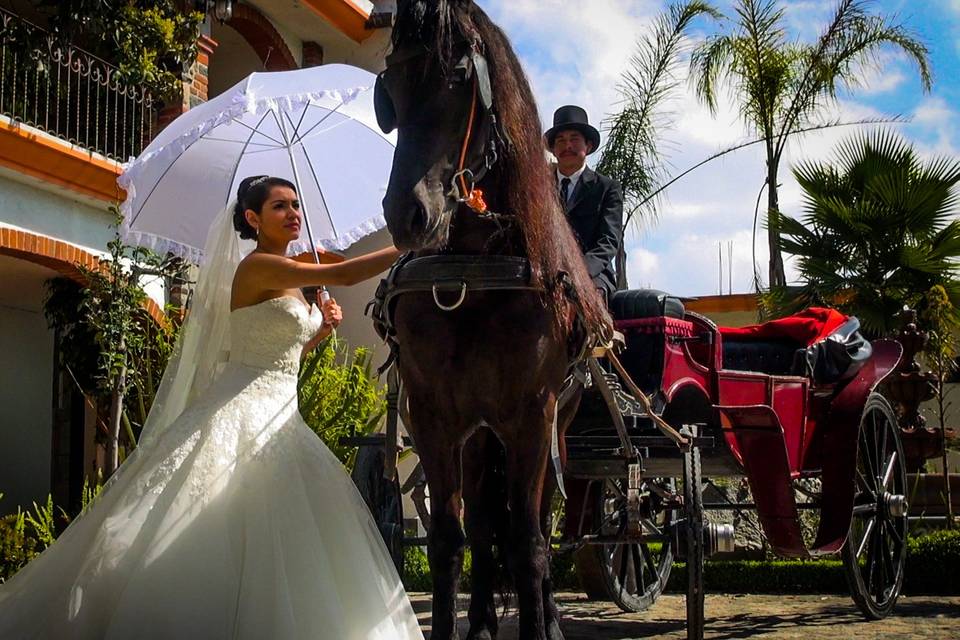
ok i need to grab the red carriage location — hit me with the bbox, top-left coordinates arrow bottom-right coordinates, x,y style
562,289 -> 907,638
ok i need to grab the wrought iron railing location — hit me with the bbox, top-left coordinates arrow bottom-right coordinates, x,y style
0,7 -> 155,162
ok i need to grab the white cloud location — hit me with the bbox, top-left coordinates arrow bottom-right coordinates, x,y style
482,0 -> 659,143
626,247 -> 661,289
914,96 -> 954,126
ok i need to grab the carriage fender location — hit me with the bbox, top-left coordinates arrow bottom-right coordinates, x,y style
810,338 -> 902,555
716,404 -> 808,557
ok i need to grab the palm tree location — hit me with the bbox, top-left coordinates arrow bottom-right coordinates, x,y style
690,0 -> 932,289
765,130 -> 960,337
597,0 -> 721,290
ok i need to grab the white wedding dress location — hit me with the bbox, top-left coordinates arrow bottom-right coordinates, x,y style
0,295 -> 424,640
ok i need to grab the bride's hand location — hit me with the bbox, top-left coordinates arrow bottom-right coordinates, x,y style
319,295 -> 342,329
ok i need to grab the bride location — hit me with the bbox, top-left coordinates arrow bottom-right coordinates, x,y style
0,175 -> 424,639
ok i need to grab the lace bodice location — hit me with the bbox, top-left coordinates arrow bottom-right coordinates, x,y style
229,296 -> 325,374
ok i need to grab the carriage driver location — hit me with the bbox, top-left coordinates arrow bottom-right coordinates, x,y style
545,105 -> 624,303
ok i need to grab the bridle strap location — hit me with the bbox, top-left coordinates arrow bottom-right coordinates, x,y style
455,71 -> 489,214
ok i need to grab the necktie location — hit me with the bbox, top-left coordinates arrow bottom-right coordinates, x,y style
560,177 -> 571,205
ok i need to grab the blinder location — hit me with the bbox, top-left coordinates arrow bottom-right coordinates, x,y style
374,73 -> 396,133
373,46 -> 494,134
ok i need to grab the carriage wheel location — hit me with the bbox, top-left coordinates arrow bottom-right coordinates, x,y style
842,393 -> 908,620
351,444 -> 405,574
574,478 -> 675,612
682,440 -> 705,640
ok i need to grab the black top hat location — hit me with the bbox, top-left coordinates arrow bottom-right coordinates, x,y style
544,105 -> 601,154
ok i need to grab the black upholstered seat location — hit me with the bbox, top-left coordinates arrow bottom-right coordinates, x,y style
610,289 -> 685,320
721,340 -> 802,376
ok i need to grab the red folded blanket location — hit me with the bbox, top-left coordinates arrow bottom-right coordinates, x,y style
719,307 -> 848,347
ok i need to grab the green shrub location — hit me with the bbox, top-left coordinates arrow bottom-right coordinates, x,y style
666,560 -> 847,594
0,493 -> 60,583
403,546 -> 435,592
298,341 -> 386,470
0,512 -> 39,583
903,528 -> 960,594
402,529 -> 960,595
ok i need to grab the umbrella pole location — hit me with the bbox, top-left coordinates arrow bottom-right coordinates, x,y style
279,110 -> 331,304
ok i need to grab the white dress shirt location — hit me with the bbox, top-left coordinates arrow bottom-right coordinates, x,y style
557,164 -> 587,205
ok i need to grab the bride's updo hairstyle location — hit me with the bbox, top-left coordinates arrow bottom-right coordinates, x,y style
232,175 -> 298,240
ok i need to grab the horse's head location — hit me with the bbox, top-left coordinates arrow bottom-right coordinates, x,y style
376,0 -> 498,250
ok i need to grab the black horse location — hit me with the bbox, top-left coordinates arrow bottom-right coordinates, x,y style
376,1 -> 611,638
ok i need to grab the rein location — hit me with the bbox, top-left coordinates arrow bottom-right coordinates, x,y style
445,42 -> 513,223
454,74 -> 487,213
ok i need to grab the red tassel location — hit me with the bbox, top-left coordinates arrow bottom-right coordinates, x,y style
465,188 -> 488,213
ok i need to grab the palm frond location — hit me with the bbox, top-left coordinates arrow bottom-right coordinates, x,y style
779,129 -> 960,336
775,0 -> 931,157
690,34 -> 735,115
598,0 -> 721,228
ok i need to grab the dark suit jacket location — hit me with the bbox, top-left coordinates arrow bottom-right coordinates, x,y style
556,166 -> 624,299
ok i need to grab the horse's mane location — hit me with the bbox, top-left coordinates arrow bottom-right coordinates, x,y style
393,0 -> 612,340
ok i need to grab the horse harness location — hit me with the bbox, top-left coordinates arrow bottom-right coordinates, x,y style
370,35 -> 589,490
374,37 -> 510,219
367,253 -> 591,495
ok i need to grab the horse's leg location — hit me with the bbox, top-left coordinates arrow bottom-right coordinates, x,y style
539,469 -> 563,640
463,429 -> 504,640
502,400 -> 554,640
538,396 -> 578,640
412,404 -> 466,640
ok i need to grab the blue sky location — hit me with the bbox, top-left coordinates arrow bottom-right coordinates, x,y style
477,0 -> 960,296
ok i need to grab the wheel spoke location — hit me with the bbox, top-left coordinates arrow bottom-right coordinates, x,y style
872,411 -> 884,487
617,541 -> 629,597
633,545 -> 646,593
881,529 -> 896,599
881,451 -> 898,490
641,542 -> 659,578
866,522 -> 879,595
856,466 -> 877,499
641,516 -> 663,536
852,503 -> 877,517
860,429 -> 880,493
884,519 -> 904,548
879,418 -> 889,484
856,518 -> 876,559
870,517 -> 885,603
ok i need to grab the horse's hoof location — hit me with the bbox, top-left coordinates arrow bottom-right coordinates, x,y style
546,619 -> 564,640
465,627 -> 496,640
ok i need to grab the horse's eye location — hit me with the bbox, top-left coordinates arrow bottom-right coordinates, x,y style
451,55 -> 473,85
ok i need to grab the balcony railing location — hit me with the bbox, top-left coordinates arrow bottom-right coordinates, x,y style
0,7 -> 155,162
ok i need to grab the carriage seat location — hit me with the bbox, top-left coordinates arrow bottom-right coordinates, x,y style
609,289 -> 685,321
719,308 -> 872,384
721,339 -> 802,376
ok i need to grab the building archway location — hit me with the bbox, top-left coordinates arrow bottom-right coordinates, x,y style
0,227 -> 166,324
227,3 -> 298,72
207,4 -> 299,99
0,228 -> 169,513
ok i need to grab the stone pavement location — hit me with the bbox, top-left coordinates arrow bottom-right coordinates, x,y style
408,592 -> 960,639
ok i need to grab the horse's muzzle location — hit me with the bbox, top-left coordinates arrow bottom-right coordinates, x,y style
384,195 -> 451,250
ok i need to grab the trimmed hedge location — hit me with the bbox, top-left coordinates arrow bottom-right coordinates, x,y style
403,529 -> 960,595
